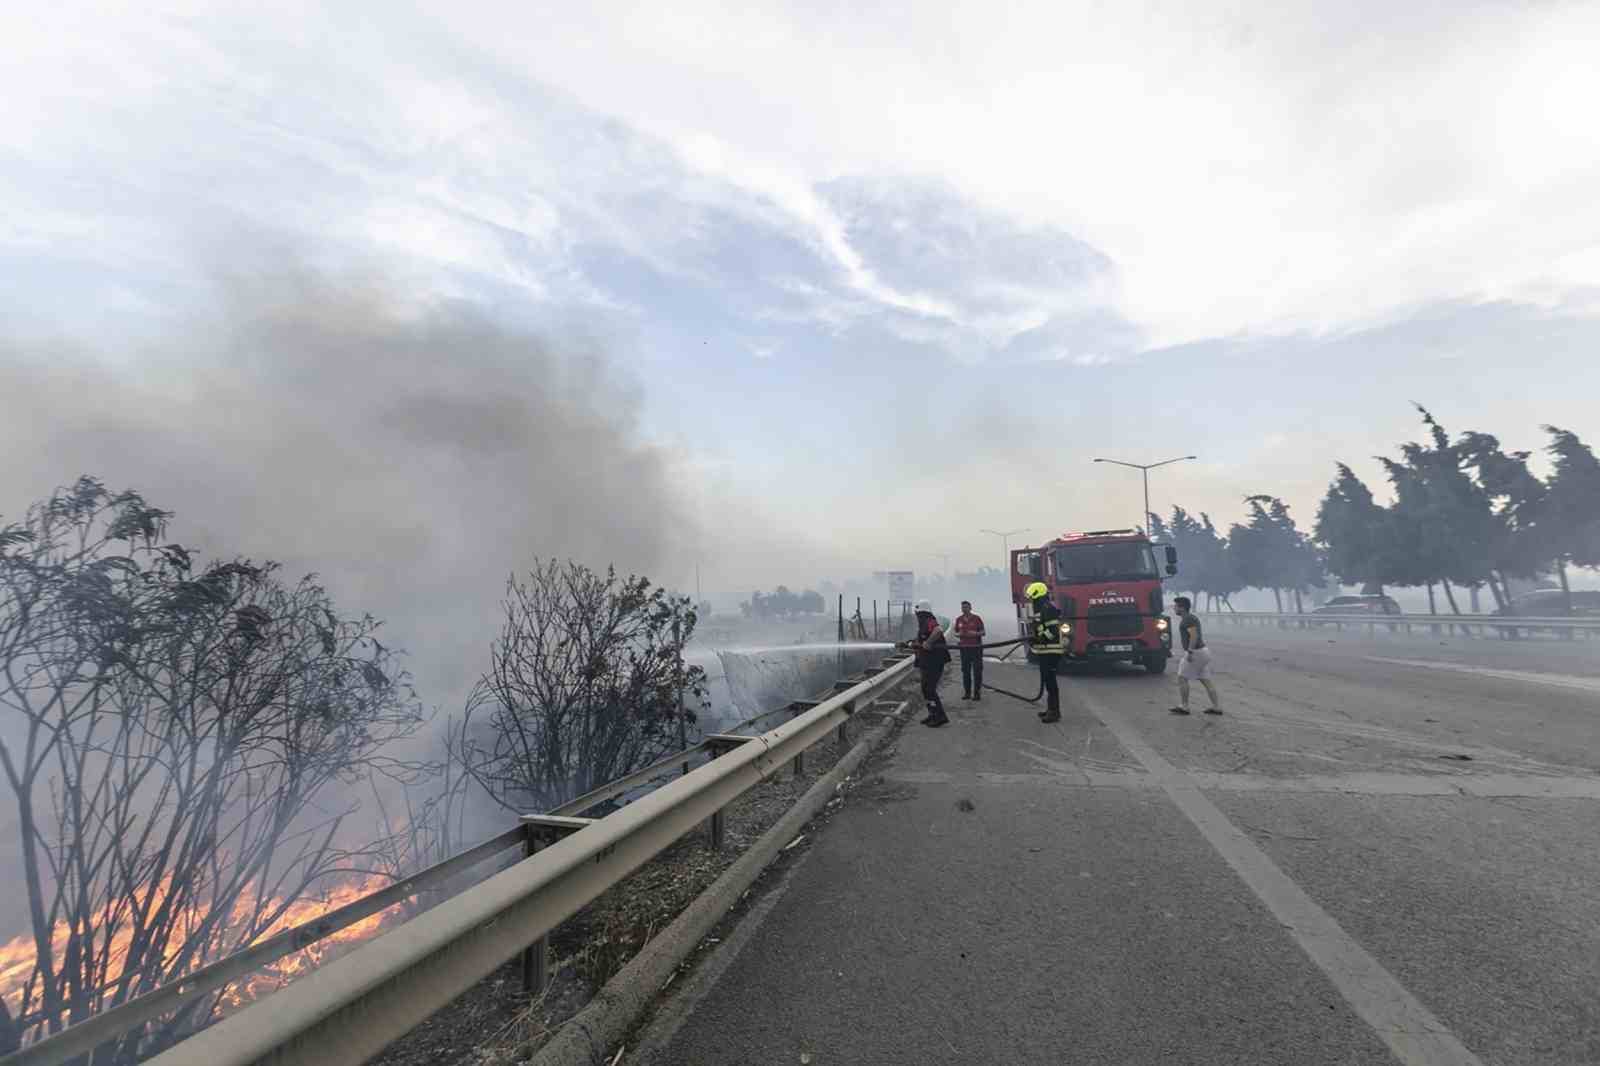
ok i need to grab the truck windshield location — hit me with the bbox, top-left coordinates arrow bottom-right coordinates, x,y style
1054,543 -> 1159,584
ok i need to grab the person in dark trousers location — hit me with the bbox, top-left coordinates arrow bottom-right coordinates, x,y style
1024,581 -> 1064,722
902,599 -> 951,727
953,600 -> 986,700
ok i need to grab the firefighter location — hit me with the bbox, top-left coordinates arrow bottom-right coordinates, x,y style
1024,581 -> 1064,723
902,599 -> 951,727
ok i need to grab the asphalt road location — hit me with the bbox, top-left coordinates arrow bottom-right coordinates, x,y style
629,623 -> 1600,1066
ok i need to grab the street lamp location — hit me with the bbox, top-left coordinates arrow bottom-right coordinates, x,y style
1092,456 -> 1197,534
980,528 -> 1030,557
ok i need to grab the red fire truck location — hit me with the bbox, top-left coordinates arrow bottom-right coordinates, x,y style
1010,528 -> 1178,673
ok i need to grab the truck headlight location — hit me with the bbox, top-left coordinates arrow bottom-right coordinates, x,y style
1061,623 -> 1072,636
1155,618 -> 1169,631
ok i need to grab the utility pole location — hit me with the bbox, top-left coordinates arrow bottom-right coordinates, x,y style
980,527 -> 1030,559
673,612 -> 688,775
1092,456 -> 1197,534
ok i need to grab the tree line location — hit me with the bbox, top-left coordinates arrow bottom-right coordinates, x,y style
1152,409 -> 1600,616
739,585 -> 827,619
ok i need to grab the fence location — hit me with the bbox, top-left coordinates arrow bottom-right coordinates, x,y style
842,597 -> 913,643
2,653 -> 915,1066
1204,610 -> 1600,640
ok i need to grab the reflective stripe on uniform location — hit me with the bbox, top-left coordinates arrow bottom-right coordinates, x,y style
1033,618 -> 1065,655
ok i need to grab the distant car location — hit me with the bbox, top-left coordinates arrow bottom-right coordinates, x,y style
1494,589 -> 1600,617
1310,595 -> 1402,616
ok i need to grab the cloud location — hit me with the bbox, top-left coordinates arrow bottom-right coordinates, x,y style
0,4 -> 1144,369
430,0 -> 1600,343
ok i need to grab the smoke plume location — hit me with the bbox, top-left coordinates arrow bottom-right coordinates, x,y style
0,262 -> 696,707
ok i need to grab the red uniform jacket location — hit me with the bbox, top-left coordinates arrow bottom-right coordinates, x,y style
952,613 -> 986,648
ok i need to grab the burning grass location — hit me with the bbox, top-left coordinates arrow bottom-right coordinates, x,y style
0,871 -> 409,1035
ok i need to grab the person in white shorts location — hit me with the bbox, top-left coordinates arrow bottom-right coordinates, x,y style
1169,596 -> 1222,716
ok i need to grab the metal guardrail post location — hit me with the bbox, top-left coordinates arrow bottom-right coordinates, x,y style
520,826 -> 540,995
517,816 -> 595,995
832,679 -> 858,746
787,700 -> 819,777
701,736 -> 753,851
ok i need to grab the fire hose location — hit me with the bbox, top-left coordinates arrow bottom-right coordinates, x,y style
893,635 -> 1046,704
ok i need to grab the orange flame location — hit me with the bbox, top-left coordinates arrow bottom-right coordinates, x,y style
0,874 -> 402,1030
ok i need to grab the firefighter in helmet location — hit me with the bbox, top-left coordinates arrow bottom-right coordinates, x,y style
1025,581 -> 1064,723
898,599 -> 951,728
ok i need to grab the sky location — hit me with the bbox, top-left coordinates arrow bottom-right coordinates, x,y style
4,1 -> 1600,699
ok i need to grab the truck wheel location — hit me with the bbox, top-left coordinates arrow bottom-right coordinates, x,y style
1144,654 -> 1169,674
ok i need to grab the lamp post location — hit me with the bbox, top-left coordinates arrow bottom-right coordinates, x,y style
1092,456 -> 1197,534
980,527 -> 1030,558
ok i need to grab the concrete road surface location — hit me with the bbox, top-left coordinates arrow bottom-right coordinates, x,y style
629,625 -> 1600,1066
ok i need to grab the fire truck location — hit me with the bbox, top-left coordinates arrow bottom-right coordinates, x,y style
1010,528 -> 1178,673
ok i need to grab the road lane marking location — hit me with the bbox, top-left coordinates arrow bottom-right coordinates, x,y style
1367,657 -> 1600,696
885,766 -> 1600,800
1075,687 -> 1485,1066
1188,770 -> 1600,799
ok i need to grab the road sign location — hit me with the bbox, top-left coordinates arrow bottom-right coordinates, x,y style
887,570 -> 914,603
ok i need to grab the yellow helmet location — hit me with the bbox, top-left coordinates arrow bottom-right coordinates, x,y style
1024,581 -> 1050,601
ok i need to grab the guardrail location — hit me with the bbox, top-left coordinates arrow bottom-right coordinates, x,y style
2,652 -> 915,1066
1204,610 -> 1600,638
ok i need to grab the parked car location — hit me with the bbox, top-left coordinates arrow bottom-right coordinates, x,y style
1493,589 -> 1600,617
1310,594 -> 1402,616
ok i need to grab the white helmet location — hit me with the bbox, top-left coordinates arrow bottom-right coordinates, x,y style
913,599 -> 934,614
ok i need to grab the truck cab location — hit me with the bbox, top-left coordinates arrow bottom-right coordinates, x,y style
1010,529 -> 1178,674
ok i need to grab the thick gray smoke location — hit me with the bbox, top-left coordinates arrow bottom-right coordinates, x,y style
0,264 -> 695,707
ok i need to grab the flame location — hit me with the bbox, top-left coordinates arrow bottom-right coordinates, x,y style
0,874 -> 403,1031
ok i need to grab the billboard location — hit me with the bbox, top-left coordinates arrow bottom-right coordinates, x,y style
886,570 -> 915,603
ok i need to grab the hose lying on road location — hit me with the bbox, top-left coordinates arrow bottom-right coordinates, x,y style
970,638 -> 1047,703
977,673 -> 1044,703
896,636 -> 1045,704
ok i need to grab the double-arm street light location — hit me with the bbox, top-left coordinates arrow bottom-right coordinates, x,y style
979,527 -> 1030,558
1092,456 -> 1197,534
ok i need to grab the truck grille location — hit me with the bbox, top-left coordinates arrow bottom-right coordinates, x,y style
1086,607 -> 1142,637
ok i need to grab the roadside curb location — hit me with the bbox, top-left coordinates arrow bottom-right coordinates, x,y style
524,694 -> 911,1066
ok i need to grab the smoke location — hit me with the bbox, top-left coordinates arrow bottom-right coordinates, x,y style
0,259 -> 696,707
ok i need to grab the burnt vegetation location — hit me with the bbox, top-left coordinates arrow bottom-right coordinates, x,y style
458,559 -> 706,812
0,478 -> 421,1057
0,485 -> 706,1060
